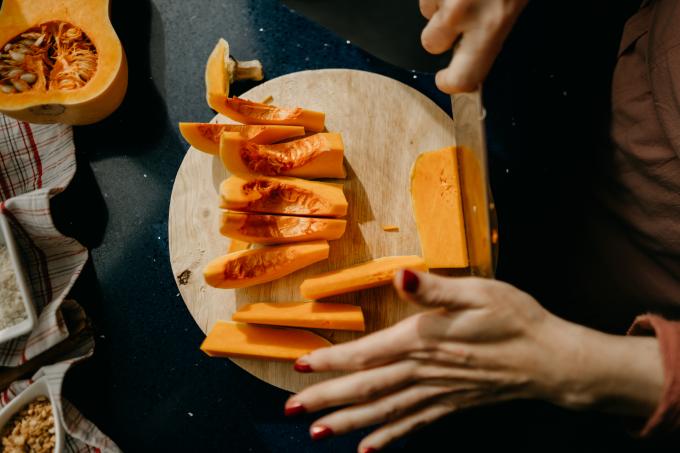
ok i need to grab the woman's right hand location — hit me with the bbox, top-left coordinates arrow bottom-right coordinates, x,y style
420,0 -> 528,93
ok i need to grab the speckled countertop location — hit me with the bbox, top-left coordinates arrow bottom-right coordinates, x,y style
49,0 -> 659,451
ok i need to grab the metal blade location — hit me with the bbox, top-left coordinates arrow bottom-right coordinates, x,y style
452,90 -> 496,278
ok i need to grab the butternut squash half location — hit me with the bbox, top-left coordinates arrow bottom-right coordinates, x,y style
204,240 -> 329,289
179,122 -> 305,154
220,132 -> 346,179
411,146 -> 468,268
300,256 -> 428,300
0,0 -> 127,124
201,321 -> 331,361
220,211 -> 346,244
205,39 -> 324,131
220,175 -> 348,217
232,302 -> 365,331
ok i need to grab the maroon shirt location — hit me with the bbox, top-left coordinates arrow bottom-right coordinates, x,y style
605,0 -> 680,436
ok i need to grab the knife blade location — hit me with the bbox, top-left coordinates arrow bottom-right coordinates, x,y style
451,90 -> 496,278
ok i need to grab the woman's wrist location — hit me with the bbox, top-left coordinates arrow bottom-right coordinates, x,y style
546,320 -> 664,417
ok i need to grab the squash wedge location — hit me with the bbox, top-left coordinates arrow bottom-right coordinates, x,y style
204,240 -> 329,289
201,321 -> 331,361
220,175 -> 348,218
300,256 -> 428,300
233,302 -> 365,331
179,122 -> 305,154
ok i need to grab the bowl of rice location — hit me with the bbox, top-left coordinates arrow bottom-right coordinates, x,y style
0,212 -> 37,345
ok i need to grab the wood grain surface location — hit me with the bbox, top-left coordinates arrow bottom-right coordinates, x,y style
169,69 -> 456,393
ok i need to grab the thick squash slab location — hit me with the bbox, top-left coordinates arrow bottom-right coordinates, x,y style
232,302 -> 365,331
179,122 -> 305,154
300,256 -> 428,300
220,211 -> 346,244
201,321 -> 331,361
410,146 -> 468,268
204,240 -> 329,289
0,0 -> 127,124
220,132 -> 346,179
220,175 -> 348,218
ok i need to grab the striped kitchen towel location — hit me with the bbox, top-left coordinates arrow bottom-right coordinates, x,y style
0,114 -> 119,451
0,115 -> 87,366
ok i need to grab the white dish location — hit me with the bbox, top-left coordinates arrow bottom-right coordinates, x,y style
0,212 -> 38,344
0,377 -> 64,453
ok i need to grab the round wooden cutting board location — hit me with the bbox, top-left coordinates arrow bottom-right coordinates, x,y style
169,69 -> 456,393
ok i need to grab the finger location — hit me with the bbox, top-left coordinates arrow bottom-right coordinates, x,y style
286,360 -> 418,414
357,401 -> 456,452
435,21 -> 508,93
421,0 -> 469,54
310,384 -> 453,437
295,314 -> 430,372
394,270 -> 489,309
419,0 -> 439,19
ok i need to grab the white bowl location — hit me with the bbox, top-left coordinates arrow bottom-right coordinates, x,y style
0,377 -> 64,453
0,212 -> 37,344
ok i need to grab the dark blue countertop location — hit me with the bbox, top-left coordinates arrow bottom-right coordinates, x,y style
49,0 -> 666,451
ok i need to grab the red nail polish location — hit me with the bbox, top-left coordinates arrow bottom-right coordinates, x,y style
402,269 -> 419,293
362,448 -> 377,453
310,425 -> 334,440
284,402 -> 306,416
294,361 -> 313,373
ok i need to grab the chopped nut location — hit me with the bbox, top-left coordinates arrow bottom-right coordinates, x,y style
1,396 -> 56,453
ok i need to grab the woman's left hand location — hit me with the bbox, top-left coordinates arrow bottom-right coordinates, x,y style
285,270 -> 663,452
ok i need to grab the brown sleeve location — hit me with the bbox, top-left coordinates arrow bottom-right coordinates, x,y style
627,314 -> 680,436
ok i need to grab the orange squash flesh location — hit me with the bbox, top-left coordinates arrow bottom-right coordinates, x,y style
211,97 -> 326,132
228,239 -> 250,253
411,146 -> 468,268
179,122 -> 305,154
201,321 -> 331,361
300,256 -> 428,300
220,132 -> 346,179
220,211 -> 346,244
204,240 -> 329,289
220,175 -> 348,218
232,302 -> 365,331
0,0 -> 127,124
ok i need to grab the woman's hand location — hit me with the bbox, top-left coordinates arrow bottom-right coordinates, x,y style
285,270 -> 664,452
420,0 -> 528,92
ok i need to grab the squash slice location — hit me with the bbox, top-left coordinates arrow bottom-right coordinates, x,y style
204,240 -> 329,289
220,211 -> 346,244
204,39 -> 324,131
300,256 -> 428,300
201,321 -> 331,361
233,302 -> 365,331
220,175 -> 348,218
220,132 -> 346,179
411,146 -> 468,268
179,122 -> 305,154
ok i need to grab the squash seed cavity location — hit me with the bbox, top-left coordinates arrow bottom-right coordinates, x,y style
1,21 -> 97,94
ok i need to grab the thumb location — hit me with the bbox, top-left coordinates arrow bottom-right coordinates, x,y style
393,269 -> 488,309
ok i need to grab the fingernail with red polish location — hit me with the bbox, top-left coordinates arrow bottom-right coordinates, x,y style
310,425 -> 334,440
362,448 -> 377,453
402,269 -> 419,293
294,360 -> 313,373
284,402 -> 306,416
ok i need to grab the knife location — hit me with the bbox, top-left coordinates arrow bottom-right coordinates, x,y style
451,90 -> 497,278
